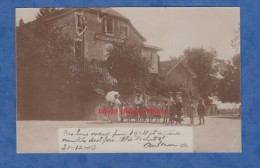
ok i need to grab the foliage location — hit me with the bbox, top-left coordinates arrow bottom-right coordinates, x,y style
231,24 -> 240,54
84,59 -> 114,97
17,8 -> 112,120
17,17 -> 76,88
18,18 -> 25,26
216,54 -> 241,103
105,43 -> 151,95
36,8 -> 60,19
183,47 -> 220,104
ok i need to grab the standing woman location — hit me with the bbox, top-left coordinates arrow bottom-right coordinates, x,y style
112,94 -> 121,122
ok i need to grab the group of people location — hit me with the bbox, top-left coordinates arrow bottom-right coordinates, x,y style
108,93 -> 206,125
180,99 -> 206,125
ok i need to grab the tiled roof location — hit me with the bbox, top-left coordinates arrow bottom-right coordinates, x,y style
43,8 -> 77,20
159,59 -> 180,76
43,8 -> 146,41
92,8 -> 129,20
159,59 -> 197,78
143,44 -> 163,51
43,8 -> 128,21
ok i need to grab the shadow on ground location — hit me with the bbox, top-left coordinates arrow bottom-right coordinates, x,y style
212,115 -> 241,120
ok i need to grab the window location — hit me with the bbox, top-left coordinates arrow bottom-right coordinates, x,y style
76,14 -> 83,28
75,12 -> 85,30
104,18 -> 114,34
150,53 -> 154,69
120,25 -> 129,38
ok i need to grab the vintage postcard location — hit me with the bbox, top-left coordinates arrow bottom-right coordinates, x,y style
16,7 -> 241,153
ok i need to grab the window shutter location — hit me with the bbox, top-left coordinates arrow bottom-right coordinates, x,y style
103,19 -> 107,33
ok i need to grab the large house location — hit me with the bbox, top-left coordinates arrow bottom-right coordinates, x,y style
44,8 -> 162,73
158,58 -> 198,115
44,8 -> 197,101
159,58 -> 197,98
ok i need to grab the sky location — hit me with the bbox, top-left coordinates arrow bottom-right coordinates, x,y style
16,7 -> 240,108
16,7 -> 240,61
114,7 -> 240,61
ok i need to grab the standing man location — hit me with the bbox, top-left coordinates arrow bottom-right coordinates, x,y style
197,99 -> 206,125
134,94 -> 143,122
175,98 -> 183,124
168,100 -> 176,125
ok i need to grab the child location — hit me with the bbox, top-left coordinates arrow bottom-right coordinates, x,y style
147,100 -> 155,123
187,100 -> 196,124
155,101 -> 162,123
162,100 -> 169,123
120,102 -> 126,123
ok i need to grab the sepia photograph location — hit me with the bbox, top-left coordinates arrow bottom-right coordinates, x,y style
16,7 -> 241,153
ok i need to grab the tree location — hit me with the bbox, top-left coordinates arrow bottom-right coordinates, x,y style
183,47 -> 220,104
217,23 -> 241,104
105,43 -> 151,95
18,18 -> 25,27
17,9 -> 112,120
217,54 -> 241,103
17,12 -> 81,119
231,23 -> 240,54
36,8 -> 59,19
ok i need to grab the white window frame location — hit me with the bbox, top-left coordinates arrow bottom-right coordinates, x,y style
120,25 -> 129,38
104,17 -> 114,35
75,12 -> 84,30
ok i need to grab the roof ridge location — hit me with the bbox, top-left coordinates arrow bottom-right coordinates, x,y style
43,7 -> 147,42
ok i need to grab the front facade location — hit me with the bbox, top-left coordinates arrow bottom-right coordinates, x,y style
45,8 -> 161,73
159,59 -> 198,116
45,8 -> 198,103
159,59 -> 197,96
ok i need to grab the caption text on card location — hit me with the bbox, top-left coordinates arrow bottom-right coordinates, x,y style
59,127 -> 193,153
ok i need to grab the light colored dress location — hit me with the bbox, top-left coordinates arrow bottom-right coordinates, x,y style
134,97 -> 143,118
112,98 -> 121,121
134,97 -> 143,106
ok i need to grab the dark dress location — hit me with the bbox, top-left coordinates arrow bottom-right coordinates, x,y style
169,103 -> 177,124
170,103 -> 176,118
175,102 -> 183,123
176,102 -> 183,116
